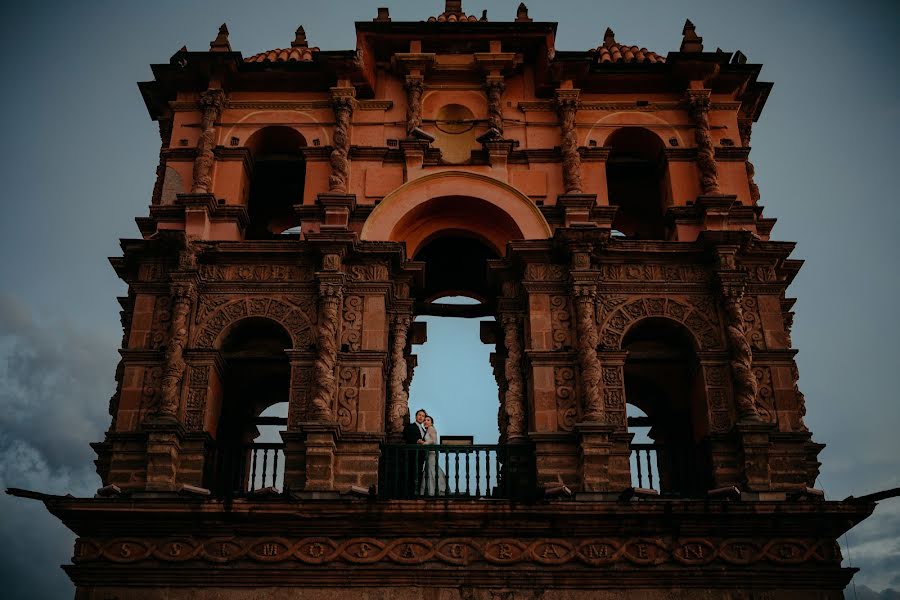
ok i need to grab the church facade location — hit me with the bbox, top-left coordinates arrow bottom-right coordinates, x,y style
22,2 -> 875,598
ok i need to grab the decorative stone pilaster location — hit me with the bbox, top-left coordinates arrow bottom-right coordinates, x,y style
309,278 -> 343,421
686,89 -> 720,195
328,86 -> 356,194
484,76 -> 505,135
722,289 -> 760,422
150,117 -> 173,205
556,87 -> 583,194
500,313 -> 526,442
404,75 -> 425,137
572,283 -> 603,422
738,118 -> 761,203
190,88 -> 225,194
157,280 -> 195,420
387,314 -> 411,441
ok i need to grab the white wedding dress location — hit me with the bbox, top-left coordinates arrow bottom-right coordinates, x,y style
419,426 -> 448,496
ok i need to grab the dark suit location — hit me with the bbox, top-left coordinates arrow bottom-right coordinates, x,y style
401,422 -> 426,497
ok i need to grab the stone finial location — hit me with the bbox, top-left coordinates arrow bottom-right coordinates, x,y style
680,19 -> 704,53
603,27 -> 616,47
515,3 -> 532,22
210,23 -> 232,52
375,7 -> 391,21
731,50 -> 747,65
292,26 -> 308,48
445,0 -> 462,15
481,9 -> 488,21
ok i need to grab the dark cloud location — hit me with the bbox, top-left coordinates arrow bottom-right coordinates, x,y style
0,294 -> 113,599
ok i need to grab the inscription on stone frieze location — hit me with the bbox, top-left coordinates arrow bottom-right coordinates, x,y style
200,264 -> 312,282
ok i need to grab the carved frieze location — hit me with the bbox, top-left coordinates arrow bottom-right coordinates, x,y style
184,365 -> 209,431
598,264 -> 709,283
73,535 -> 840,567
336,366 -> 360,430
525,263 -> 566,282
549,295 -> 573,350
340,295 -> 363,352
346,262 -> 389,282
199,264 -> 313,282
554,366 -> 577,431
194,297 -> 314,350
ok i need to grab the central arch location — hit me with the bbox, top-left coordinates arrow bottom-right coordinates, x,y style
360,171 -> 551,257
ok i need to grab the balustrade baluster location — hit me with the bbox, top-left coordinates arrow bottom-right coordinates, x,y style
249,448 -> 258,492
475,450 -> 482,497
454,452 -> 460,495
485,449 -> 492,498
636,448 -> 644,488
465,451 -> 471,495
272,449 -> 280,488
646,450 -> 654,490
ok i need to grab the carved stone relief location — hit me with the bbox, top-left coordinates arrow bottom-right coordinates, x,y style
337,366 -> 360,430
554,366 -> 578,431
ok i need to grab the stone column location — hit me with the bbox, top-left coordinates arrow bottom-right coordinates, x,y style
499,313 -> 526,442
738,118 -> 761,203
686,88 -> 720,195
484,76 -> 505,135
404,75 -> 425,137
556,87 -> 583,194
387,314 -> 411,442
572,283 -> 603,422
309,278 -> 343,421
157,280 -> 195,420
328,87 -> 355,194
151,117 -> 173,204
191,88 -> 225,194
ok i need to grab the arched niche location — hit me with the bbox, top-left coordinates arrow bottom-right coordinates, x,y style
605,127 -> 670,240
360,171 -> 551,257
621,317 -> 709,496
244,126 -> 307,239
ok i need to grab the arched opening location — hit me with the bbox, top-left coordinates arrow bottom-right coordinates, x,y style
623,318 -> 707,496
606,127 -> 670,240
209,317 -> 291,495
244,126 -> 306,239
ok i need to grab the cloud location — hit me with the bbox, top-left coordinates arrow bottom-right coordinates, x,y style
0,293 -> 114,599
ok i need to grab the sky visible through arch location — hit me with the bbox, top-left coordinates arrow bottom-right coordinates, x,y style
0,1 -> 898,598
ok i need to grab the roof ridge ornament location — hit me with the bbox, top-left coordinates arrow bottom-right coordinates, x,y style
603,27 -> 616,47
292,26 -> 308,48
680,19 -> 704,53
515,3 -> 532,22
210,23 -> 231,53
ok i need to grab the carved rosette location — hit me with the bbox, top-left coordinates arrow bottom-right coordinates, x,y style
191,88 -> 226,194
387,314 -> 411,436
556,92 -> 583,194
309,282 -> 343,421
328,92 -> 355,193
404,76 -> 425,136
573,284 -> 603,421
686,89 -> 720,195
500,313 -> 526,441
738,118 -> 761,203
723,292 -> 760,421
157,283 -> 195,419
484,77 -> 505,135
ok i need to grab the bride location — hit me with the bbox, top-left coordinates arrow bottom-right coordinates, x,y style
418,415 -> 447,496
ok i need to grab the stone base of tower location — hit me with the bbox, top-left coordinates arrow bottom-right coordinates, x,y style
40,495 -> 871,599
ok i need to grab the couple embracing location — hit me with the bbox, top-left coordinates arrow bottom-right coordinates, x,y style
402,409 -> 447,496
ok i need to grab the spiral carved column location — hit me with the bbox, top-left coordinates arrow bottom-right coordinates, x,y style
573,284 -> 603,422
723,291 -> 761,421
387,314 -> 411,439
328,90 -> 355,193
404,76 -> 425,137
309,281 -> 343,421
500,313 -> 526,442
485,76 -> 505,135
686,89 -> 720,195
157,281 -> 195,419
556,89 -> 583,194
191,88 -> 225,194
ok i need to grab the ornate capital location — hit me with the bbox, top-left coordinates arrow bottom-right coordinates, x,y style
198,88 -> 226,113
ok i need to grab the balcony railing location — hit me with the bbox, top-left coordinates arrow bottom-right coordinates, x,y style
629,442 -> 705,497
379,444 -> 535,500
210,442 -> 285,496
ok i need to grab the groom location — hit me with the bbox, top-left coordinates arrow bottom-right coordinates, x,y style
401,409 -> 427,497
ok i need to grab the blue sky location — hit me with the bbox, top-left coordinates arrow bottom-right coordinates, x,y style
0,1 -> 898,597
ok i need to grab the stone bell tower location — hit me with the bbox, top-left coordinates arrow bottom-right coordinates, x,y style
11,3 -> 881,598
